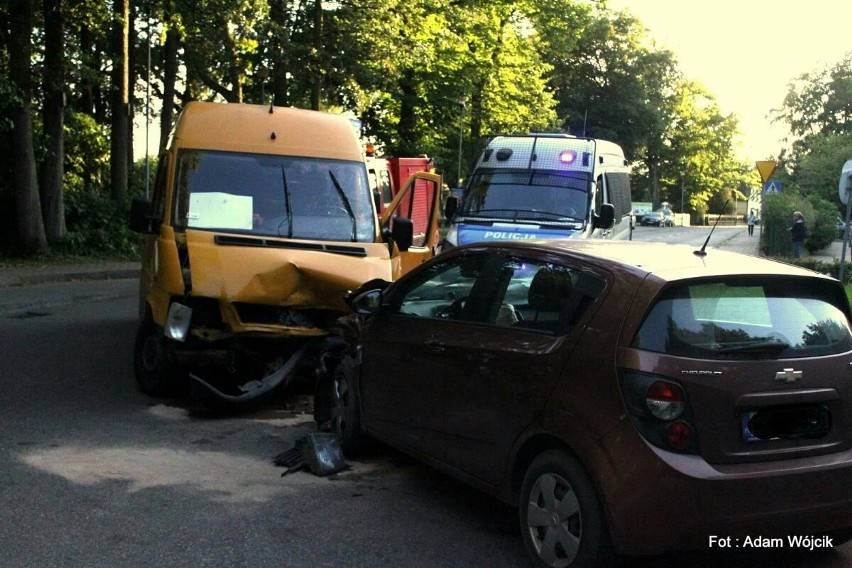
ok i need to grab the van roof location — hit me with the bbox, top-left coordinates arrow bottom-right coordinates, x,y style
170,101 -> 363,161
476,134 -> 626,171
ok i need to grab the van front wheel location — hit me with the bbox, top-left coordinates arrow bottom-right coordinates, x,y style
133,322 -> 181,397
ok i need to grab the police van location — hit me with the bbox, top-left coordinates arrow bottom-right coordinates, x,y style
443,134 -> 632,247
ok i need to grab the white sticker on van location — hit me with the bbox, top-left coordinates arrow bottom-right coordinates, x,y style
188,192 -> 253,230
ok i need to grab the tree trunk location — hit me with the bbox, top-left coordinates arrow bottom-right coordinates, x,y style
160,8 -> 180,151
127,4 -> 137,171
310,0 -> 322,110
78,27 -> 95,116
111,0 -> 130,208
41,0 -> 67,243
269,0 -> 289,107
395,69 -> 418,156
10,0 -> 48,253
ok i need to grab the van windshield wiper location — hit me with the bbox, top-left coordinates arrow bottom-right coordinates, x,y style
281,166 -> 293,238
328,171 -> 357,241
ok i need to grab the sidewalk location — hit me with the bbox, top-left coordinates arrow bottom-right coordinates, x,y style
707,225 -> 847,264
0,261 -> 140,288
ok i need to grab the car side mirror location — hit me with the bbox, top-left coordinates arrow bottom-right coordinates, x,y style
351,289 -> 383,316
391,216 -> 414,251
593,203 -> 615,230
129,196 -> 157,234
444,195 -> 458,220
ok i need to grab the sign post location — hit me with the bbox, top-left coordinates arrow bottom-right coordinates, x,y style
755,161 -> 777,240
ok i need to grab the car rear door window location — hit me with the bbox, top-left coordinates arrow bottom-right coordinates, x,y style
488,258 -> 604,334
633,278 -> 852,359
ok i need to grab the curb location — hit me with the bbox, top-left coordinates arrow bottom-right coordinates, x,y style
0,266 -> 140,289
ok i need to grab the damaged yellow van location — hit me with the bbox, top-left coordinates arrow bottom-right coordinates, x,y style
129,101 -> 441,404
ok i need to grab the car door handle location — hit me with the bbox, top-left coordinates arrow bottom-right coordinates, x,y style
424,337 -> 446,354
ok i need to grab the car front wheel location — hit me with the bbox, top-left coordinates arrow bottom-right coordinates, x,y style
331,356 -> 368,454
519,450 -> 614,568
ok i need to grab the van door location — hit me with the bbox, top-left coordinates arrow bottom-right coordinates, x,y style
381,171 -> 442,278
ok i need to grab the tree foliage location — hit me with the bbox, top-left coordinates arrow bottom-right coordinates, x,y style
1,0 -> 837,256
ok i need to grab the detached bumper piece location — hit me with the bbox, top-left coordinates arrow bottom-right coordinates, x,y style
189,344 -> 308,405
274,433 -> 348,476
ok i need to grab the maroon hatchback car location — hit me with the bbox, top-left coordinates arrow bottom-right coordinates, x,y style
317,240 -> 852,567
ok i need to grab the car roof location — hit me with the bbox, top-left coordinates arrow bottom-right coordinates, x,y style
457,239 -> 832,283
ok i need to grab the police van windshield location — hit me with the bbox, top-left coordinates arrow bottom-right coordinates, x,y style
458,169 -> 591,223
173,150 -> 376,242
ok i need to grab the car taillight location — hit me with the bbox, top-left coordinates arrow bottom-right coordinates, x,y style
664,421 -> 693,452
645,381 -> 685,420
619,371 -> 699,454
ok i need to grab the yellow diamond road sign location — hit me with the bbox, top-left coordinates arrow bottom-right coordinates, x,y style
756,161 -> 777,183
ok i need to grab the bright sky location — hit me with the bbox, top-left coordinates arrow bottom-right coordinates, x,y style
607,0 -> 852,164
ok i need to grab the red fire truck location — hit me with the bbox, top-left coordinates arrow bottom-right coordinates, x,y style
365,146 -> 438,248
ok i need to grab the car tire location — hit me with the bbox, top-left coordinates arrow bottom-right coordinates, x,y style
331,355 -> 368,455
133,321 -> 184,397
519,450 -> 615,568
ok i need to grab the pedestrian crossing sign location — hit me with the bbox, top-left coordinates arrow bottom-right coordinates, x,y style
763,181 -> 781,193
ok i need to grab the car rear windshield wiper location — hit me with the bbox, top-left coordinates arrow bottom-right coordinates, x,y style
716,339 -> 791,355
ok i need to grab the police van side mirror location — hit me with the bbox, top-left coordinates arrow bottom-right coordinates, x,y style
129,196 -> 158,234
593,203 -> 615,230
444,196 -> 458,220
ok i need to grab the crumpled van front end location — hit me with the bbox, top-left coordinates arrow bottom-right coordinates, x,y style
130,102 -> 441,404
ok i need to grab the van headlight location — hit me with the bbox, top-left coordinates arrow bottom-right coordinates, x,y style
164,302 -> 193,342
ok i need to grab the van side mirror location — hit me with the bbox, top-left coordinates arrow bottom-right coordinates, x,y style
129,196 -> 157,234
373,190 -> 382,214
444,195 -> 458,221
593,203 -> 615,230
391,216 -> 414,251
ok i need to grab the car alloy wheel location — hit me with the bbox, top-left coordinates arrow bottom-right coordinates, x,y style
520,451 -> 612,567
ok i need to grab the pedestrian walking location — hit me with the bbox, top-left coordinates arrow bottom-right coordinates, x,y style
790,211 -> 806,258
747,210 -> 756,237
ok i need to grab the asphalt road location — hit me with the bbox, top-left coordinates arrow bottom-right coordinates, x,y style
1,267 -> 850,567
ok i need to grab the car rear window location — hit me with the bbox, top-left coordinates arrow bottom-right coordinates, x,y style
632,278 -> 852,359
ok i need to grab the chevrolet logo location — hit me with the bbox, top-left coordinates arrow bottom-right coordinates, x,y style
775,368 -> 802,383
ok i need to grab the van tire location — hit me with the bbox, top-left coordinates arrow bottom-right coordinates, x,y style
133,322 -> 182,397
519,450 -> 616,567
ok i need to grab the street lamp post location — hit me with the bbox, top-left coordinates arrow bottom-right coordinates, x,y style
457,95 -> 467,187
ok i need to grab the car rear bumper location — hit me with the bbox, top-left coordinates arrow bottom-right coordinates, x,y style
601,423 -> 852,555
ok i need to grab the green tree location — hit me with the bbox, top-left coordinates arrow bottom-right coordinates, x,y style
774,53 -> 852,164
794,132 -> 852,213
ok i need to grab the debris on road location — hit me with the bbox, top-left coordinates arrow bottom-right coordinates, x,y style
274,432 -> 347,477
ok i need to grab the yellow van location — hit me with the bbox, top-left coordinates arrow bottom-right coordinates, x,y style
130,101 -> 441,404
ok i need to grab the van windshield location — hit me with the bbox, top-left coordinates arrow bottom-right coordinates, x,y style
458,169 -> 591,223
174,150 -> 376,242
